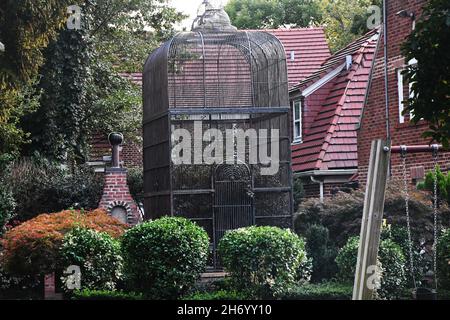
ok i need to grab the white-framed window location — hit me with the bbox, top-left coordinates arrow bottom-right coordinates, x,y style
293,100 -> 302,143
397,58 -> 417,123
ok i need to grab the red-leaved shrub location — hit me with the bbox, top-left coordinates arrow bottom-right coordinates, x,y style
1,209 -> 127,277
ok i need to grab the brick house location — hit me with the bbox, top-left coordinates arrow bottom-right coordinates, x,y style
357,0 -> 450,185
88,28 -> 331,171
290,29 -> 380,199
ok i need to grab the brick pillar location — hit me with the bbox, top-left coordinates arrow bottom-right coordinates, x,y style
98,168 -> 142,226
44,273 -> 62,300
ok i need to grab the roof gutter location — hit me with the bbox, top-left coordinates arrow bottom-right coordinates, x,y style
289,62 -> 346,96
294,169 -> 357,178
297,169 -> 357,203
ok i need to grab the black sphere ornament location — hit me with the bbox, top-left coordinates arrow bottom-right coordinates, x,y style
108,132 -> 124,146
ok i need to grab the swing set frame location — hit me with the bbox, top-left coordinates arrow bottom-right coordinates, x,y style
353,139 -> 443,300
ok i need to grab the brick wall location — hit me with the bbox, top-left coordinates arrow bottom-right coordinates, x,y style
301,178 -> 357,199
89,133 -> 143,169
358,0 -> 450,185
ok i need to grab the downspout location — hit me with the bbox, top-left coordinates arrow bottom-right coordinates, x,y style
310,176 -> 324,203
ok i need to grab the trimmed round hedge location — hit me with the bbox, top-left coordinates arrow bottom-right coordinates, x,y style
438,229 -> 450,289
121,217 -> 209,299
60,227 -> 123,291
336,236 -> 407,300
218,226 -> 307,298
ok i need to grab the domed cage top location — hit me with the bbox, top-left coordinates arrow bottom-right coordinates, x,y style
144,30 -> 289,114
143,3 -> 293,268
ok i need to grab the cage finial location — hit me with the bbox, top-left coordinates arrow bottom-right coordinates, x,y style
192,0 -> 237,32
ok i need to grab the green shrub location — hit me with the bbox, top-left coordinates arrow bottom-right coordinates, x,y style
279,282 -> 353,300
127,168 -> 144,205
304,224 -> 338,282
293,177 -> 305,210
71,289 -> 144,300
417,166 -> 450,204
295,181 -> 450,248
218,226 -> 307,298
0,249 -> 41,299
182,290 -> 250,301
297,255 -> 313,284
60,227 -> 123,291
336,236 -> 407,300
437,229 -> 450,290
0,184 -> 15,235
381,225 -> 429,288
3,157 -> 103,221
121,217 -> 209,299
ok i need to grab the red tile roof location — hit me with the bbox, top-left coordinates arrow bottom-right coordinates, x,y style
260,28 -> 331,87
291,28 -> 380,173
120,28 -> 330,88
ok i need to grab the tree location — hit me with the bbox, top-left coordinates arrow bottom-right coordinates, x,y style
0,0 -> 72,156
20,0 -> 184,162
225,0 -> 381,52
402,0 -> 450,148
318,0 -> 381,52
225,0 -> 322,29
85,0 -> 185,73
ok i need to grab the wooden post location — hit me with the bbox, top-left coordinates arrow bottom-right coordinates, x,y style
353,139 -> 390,300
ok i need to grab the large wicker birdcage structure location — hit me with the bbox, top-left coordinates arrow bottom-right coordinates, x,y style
143,1 -> 293,265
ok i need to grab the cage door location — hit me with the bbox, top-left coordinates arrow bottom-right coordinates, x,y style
213,163 -> 254,250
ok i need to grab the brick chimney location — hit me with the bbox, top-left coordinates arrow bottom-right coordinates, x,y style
98,133 -> 142,225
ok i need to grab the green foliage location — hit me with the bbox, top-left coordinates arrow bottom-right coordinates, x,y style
85,0 -> 185,73
381,225 -> 430,288
60,227 -> 123,291
21,27 -> 91,162
71,289 -> 144,300
295,181 -> 450,248
0,0 -> 71,155
22,26 -> 142,162
0,0 -> 72,86
336,236 -> 407,300
121,217 -> 210,299
304,224 -> 338,282
182,290 -> 250,301
218,226 -> 307,298
417,167 -> 450,204
225,0 -> 322,29
127,167 -> 144,205
3,156 -> 103,221
225,0 -> 382,52
0,262 -> 40,299
3,0 -> 183,161
437,229 -> 450,290
402,0 -> 450,147
279,281 -> 353,300
293,177 -> 305,211
0,181 -> 15,235
0,78 -> 42,156
318,0 -> 382,52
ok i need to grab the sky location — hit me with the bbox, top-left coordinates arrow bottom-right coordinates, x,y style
170,0 -> 230,30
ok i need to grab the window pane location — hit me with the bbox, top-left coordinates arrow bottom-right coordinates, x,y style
295,123 -> 301,138
294,103 -> 300,120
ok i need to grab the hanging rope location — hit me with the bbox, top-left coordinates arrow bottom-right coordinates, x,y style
401,146 -> 417,290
